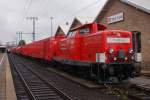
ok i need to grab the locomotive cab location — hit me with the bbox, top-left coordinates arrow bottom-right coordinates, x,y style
101,31 -> 134,82
104,31 -> 133,64
93,30 -> 141,83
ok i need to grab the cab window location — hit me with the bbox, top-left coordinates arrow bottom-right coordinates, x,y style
68,31 -> 76,37
80,28 -> 90,35
68,31 -> 72,37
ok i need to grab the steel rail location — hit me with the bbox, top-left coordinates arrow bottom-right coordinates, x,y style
104,83 -> 150,100
10,54 -> 72,100
9,54 -> 36,100
128,84 -> 150,100
17,55 -> 72,100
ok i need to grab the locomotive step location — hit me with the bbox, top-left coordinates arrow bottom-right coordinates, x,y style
46,67 -> 105,88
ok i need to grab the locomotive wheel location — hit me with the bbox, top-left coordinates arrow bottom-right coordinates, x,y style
96,64 -> 107,84
97,79 -> 102,84
108,77 -> 119,83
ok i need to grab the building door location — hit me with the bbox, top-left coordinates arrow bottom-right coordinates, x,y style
132,31 -> 141,53
132,31 -> 142,63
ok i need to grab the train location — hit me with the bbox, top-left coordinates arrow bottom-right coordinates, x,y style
11,22 -> 142,83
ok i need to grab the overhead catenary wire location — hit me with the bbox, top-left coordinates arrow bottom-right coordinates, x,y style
17,0 -> 33,27
22,0 -> 33,22
40,0 -> 58,17
42,0 -> 74,17
17,0 -> 29,26
16,0 -> 102,42
16,0 -> 33,43
56,0 -> 100,24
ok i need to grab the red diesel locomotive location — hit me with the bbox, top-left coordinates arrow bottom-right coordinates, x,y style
11,22 -> 141,83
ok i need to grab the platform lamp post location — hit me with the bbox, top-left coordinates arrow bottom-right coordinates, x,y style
50,17 -> 54,37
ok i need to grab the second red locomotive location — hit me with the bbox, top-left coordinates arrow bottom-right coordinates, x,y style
11,22 -> 141,83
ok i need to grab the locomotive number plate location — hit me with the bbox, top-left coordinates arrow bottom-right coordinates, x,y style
107,37 -> 130,43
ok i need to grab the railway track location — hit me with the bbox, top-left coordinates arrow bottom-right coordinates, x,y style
21,56 -> 150,100
128,84 -> 150,100
9,54 -> 71,100
9,54 -> 150,100
9,57 -> 31,100
103,81 -> 150,100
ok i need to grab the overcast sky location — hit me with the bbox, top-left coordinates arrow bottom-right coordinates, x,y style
0,0 -> 107,44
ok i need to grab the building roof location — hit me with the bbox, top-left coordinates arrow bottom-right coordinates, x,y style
55,24 -> 70,35
94,0 -> 150,22
69,16 -> 98,30
69,17 -> 82,30
121,0 -> 150,14
60,24 -> 70,34
75,16 -> 96,24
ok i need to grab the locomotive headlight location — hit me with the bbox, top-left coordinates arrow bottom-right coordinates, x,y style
129,48 -> 133,53
109,48 -> 114,54
125,57 -> 128,60
114,57 -> 117,61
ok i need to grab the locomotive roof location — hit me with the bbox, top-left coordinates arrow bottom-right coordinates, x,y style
70,23 -> 107,31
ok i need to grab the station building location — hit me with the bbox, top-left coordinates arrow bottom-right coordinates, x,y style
94,0 -> 150,67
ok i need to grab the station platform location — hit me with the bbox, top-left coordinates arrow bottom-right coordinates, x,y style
130,76 -> 150,91
0,53 -> 16,100
141,68 -> 150,77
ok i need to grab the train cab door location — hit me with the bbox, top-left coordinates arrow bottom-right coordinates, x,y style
132,31 -> 142,62
67,30 -> 78,60
43,39 -> 50,61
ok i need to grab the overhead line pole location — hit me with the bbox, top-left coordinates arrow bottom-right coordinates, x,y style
16,31 -> 23,42
26,17 -> 38,42
16,31 -> 33,44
